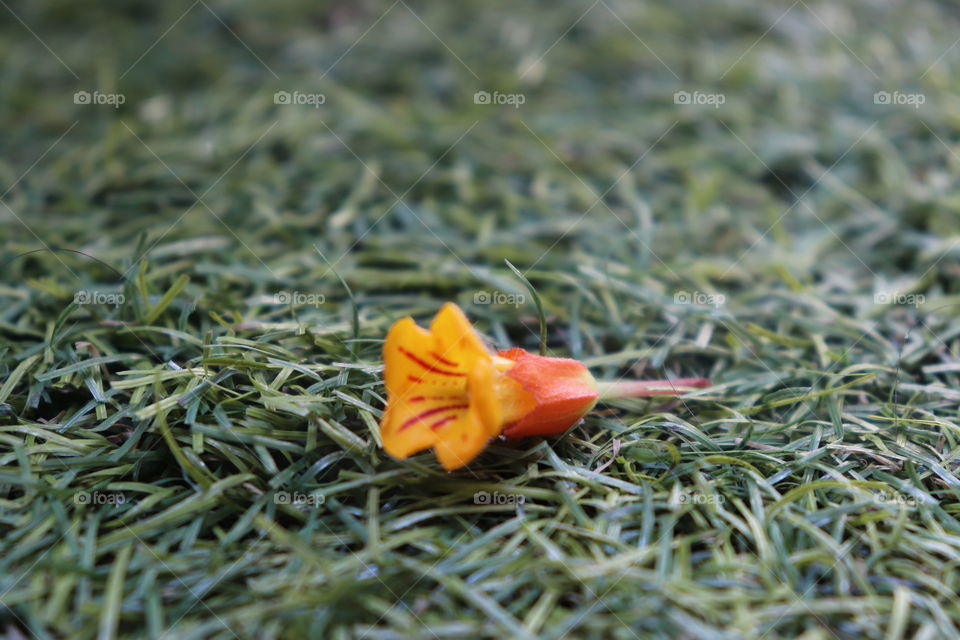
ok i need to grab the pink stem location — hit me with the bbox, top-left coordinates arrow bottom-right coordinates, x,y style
595,377 -> 710,400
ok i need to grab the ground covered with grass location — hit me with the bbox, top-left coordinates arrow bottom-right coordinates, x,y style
2,1 -> 960,638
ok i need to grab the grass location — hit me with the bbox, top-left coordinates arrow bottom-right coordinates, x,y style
2,0 -> 960,638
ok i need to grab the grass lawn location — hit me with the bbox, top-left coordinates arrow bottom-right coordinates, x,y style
3,1 -> 960,638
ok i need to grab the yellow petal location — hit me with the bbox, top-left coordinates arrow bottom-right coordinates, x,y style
467,356 -> 503,439
382,395 -> 471,459
383,316 -> 469,398
430,303 -> 491,368
433,406 -> 492,471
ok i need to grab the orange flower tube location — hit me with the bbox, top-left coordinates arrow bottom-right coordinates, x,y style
379,303 -> 709,470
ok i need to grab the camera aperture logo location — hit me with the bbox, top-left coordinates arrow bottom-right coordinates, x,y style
274,491 -> 326,508
74,91 -> 125,108
274,91 -> 326,108
474,90 -> 525,108
474,490 -> 525,505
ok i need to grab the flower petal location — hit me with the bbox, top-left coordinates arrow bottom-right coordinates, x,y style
384,316 -> 470,397
433,406 -> 493,471
466,356 -> 502,439
430,302 -> 491,367
382,395 -> 471,459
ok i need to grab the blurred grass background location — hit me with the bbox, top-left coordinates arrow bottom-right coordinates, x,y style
3,1 -> 960,638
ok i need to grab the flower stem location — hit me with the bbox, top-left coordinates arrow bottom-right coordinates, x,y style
595,378 -> 710,400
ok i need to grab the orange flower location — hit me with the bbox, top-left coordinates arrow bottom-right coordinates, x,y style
379,303 -> 709,470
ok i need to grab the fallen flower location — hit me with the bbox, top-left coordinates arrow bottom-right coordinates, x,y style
380,303 -> 709,470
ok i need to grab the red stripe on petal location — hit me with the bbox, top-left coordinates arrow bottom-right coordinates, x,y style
429,415 -> 458,431
398,347 -> 465,377
398,404 -> 468,432
430,351 -> 458,367
408,395 -> 461,403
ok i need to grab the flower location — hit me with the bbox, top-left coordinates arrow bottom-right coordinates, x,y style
379,303 -> 709,470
